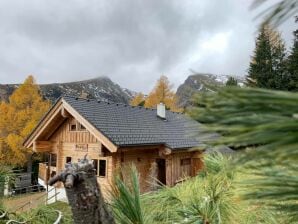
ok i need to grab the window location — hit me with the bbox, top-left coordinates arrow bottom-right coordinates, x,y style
180,158 -> 191,166
50,153 -> 57,167
66,157 -> 72,163
93,159 -> 107,177
70,124 -> 77,131
99,160 -> 106,177
69,122 -> 87,131
79,124 -> 86,131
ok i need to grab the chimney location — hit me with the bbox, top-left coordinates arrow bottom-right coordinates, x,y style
157,103 -> 166,120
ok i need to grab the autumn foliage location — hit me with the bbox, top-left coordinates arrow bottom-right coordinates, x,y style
0,75 -> 50,166
130,93 -> 145,106
130,75 -> 181,112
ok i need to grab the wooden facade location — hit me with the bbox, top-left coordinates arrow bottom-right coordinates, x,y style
25,99 -> 203,195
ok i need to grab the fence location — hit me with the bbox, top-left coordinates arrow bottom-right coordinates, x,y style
14,187 -> 60,213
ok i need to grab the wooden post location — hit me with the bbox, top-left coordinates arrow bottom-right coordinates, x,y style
48,157 -> 115,224
46,153 -> 52,192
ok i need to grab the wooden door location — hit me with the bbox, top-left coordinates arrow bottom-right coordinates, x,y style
156,159 -> 166,185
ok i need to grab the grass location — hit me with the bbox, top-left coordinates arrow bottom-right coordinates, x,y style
0,201 -> 72,224
110,153 -> 286,224
0,153 -> 292,223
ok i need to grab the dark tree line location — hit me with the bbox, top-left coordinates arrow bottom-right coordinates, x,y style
246,17 -> 298,91
226,77 -> 238,86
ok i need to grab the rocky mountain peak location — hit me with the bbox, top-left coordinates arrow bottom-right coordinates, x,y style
0,76 -> 136,104
176,73 -> 244,107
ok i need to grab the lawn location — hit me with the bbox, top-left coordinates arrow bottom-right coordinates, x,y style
0,201 -> 72,224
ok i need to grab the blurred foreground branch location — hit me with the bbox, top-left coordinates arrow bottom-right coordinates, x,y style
251,0 -> 298,26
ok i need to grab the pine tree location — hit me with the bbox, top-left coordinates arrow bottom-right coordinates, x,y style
0,76 -> 50,168
189,87 -> 298,221
247,25 -> 273,88
247,25 -> 288,89
226,77 -> 238,86
130,93 -> 145,106
287,16 -> 298,91
144,75 -> 181,112
270,28 -> 289,90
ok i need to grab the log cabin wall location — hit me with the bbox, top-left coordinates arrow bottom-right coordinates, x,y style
166,151 -> 196,186
49,117 -> 99,144
47,117 -> 113,192
114,147 -> 160,193
38,116 -> 203,194
114,147 -> 203,192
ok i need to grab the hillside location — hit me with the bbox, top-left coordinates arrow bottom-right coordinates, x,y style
0,77 -> 135,104
176,73 -> 244,107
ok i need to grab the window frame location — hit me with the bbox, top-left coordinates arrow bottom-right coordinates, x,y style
69,123 -> 77,131
66,156 -> 72,164
93,158 -> 108,178
49,153 -> 57,167
79,123 -> 87,131
99,159 -> 107,177
69,121 -> 88,132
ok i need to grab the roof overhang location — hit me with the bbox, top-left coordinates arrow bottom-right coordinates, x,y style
23,98 -> 64,148
23,98 -> 118,153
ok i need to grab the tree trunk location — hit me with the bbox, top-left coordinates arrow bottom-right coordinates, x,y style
48,157 -> 115,224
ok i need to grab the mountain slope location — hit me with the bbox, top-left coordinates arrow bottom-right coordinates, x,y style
176,73 -> 244,107
0,77 -> 135,104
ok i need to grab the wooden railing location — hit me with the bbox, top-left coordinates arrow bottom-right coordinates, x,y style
38,162 -> 57,181
12,184 -> 45,195
38,163 -> 47,180
14,187 -> 59,213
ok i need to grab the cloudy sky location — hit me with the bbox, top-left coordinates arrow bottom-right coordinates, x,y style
0,0 -> 295,93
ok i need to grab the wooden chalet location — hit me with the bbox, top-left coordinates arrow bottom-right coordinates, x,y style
23,95 -> 203,194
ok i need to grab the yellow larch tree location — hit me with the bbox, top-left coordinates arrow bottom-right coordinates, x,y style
130,93 -> 145,106
144,75 -> 181,112
0,75 -> 51,168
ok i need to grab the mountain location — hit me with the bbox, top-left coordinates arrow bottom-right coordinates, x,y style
0,77 -> 136,104
176,73 -> 244,107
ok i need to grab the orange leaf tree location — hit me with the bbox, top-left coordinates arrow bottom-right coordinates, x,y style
0,75 -> 51,167
144,75 -> 181,112
130,93 -> 145,106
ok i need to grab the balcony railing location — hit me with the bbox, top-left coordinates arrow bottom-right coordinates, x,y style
38,162 -> 57,182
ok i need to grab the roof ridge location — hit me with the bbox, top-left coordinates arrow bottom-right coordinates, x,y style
62,94 -> 183,114
63,94 -> 140,109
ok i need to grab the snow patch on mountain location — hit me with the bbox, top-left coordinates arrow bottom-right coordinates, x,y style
176,73 -> 245,107
0,76 -> 135,104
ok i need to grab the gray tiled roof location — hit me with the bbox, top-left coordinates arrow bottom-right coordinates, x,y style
64,96 -> 201,150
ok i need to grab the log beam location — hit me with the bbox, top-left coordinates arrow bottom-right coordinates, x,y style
33,141 -> 54,152
61,107 -> 71,118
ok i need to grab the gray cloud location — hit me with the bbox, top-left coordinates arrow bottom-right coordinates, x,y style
0,0 -> 295,93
